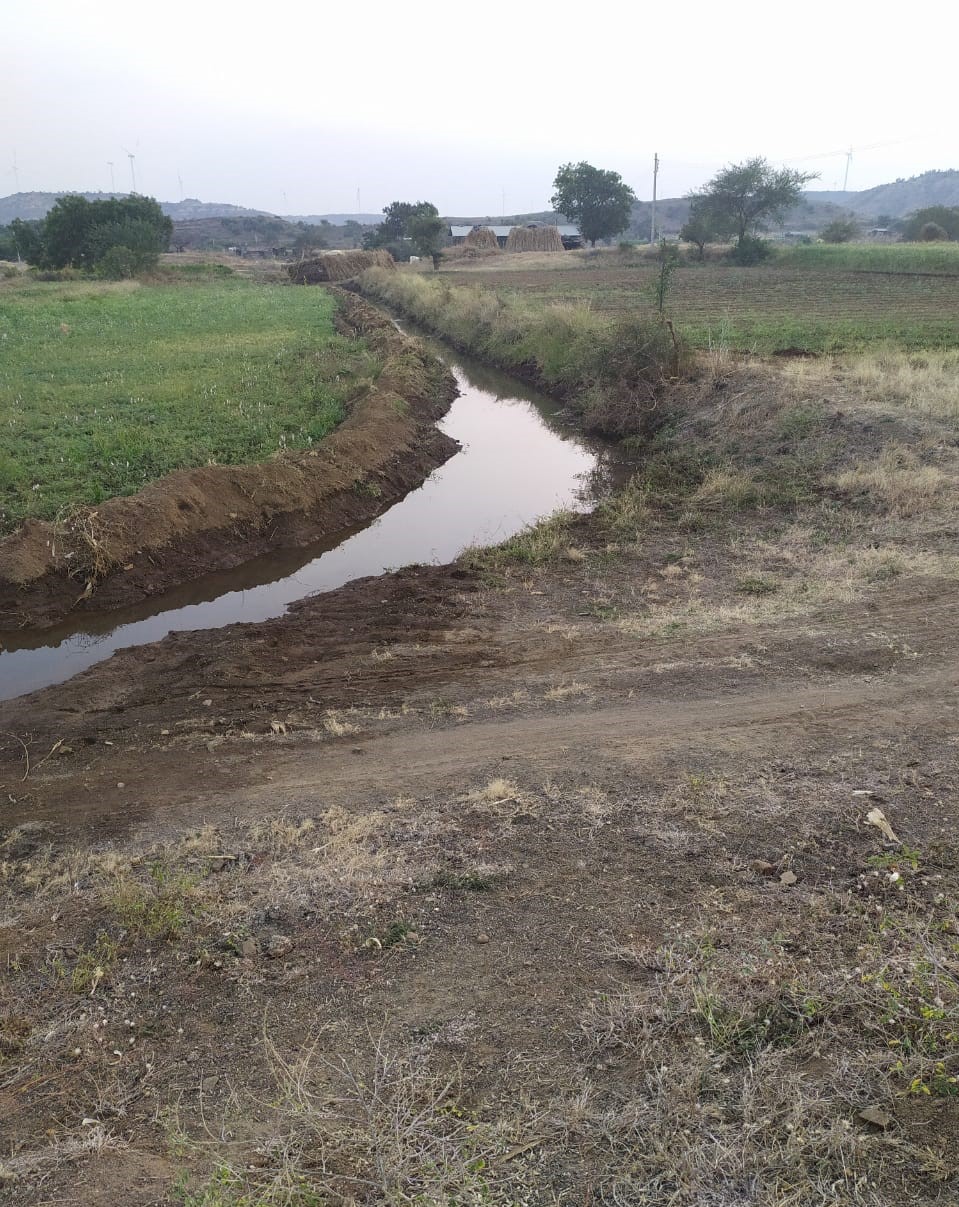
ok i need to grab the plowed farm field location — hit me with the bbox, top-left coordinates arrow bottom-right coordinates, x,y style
441,262 -> 959,352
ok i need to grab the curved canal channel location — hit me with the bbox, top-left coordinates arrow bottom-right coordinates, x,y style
0,335 -> 622,702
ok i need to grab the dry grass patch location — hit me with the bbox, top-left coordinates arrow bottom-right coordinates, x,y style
836,446 -> 950,515
322,710 -> 361,738
783,348 -> 959,422
543,681 -> 591,702
612,518 -> 959,641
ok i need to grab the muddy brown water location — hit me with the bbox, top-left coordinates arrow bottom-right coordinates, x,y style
0,339 -> 620,702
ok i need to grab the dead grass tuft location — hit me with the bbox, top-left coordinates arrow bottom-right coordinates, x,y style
782,348 -> 959,422
836,445 -> 950,515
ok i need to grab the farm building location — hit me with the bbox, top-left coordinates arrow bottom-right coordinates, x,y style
449,223 -> 582,250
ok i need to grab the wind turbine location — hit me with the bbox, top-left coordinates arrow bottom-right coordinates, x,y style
121,146 -> 137,194
788,139 -> 909,192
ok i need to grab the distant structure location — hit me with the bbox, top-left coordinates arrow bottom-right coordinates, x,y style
449,222 -> 582,250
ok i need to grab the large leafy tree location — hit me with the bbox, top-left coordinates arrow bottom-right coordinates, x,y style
15,194 -> 172,273
364,201 -> 441,253
550,162 -> 635,246
692,158 -> 816,244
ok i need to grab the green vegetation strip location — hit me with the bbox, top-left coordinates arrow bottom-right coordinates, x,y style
0,278 -> 381,534
774,241 -> 959,274
357,267 -> 681,438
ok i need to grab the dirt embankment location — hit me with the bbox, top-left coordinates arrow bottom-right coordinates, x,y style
0,290 -> 459,631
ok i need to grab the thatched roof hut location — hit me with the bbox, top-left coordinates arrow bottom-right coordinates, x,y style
288,249 -> 394,284
504,225 -> 564,253
463,226 -> 500,251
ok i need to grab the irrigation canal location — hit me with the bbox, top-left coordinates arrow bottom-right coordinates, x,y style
0,335 -> 623,702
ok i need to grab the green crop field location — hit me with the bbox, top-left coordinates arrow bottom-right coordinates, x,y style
441,257 -> 959,354
0,277 -> 379,535
775,241 -> 959,273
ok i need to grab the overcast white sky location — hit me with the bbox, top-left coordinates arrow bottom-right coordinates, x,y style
7,0 -> 956,216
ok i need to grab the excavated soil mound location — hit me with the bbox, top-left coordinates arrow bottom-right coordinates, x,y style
0,290 -> 458,630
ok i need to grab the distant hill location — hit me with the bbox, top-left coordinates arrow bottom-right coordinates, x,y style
805,171 -> 959,219
0,192 -> 273,225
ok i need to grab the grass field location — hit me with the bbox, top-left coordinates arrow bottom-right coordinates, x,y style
0,277 -> 379,535
775,240 -> 959,273
439,252 -> 959,354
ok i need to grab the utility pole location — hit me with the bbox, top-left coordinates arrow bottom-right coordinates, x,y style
107,161 -> 115,193
650,152 -> 659,244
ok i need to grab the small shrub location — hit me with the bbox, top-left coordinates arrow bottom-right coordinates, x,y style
108,861 -> 197,940
97,245 -> 140,279
820,218 -> 859,244
736,575 -> 777,595
65,933 -> 119,995
729,235 -> 773,265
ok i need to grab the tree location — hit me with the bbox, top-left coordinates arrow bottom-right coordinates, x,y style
550,162 -> 635,246
16,194 -> 172,273
408,212 -> 446,267
680,200 -> 724,259
8,219 -> 44,263
820,217 -> 859,244
293,223 -> 328,254
343,220 -> 365,248
902,206 -> 959,242
364,201 -> 441,254
694,157 -> 817,245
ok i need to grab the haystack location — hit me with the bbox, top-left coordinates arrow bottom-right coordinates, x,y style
288,249 -> 395,284
505,225 -> 564,253
463,226 -> 500,251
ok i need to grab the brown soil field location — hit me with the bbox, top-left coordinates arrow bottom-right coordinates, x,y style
2,346 -> 958,1203
0,292 -> 458,631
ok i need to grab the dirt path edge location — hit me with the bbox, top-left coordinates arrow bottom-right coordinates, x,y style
0,290 -> 460,631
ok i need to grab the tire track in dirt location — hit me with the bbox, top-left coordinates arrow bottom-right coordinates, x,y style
8,653 -> 956,839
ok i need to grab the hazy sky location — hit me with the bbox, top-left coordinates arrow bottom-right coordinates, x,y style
7,0 -> 956,216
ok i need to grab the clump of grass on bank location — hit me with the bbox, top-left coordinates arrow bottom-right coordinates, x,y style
462,510 -> 577,575
357,267 -> 686,438
0,278 -> 381,535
